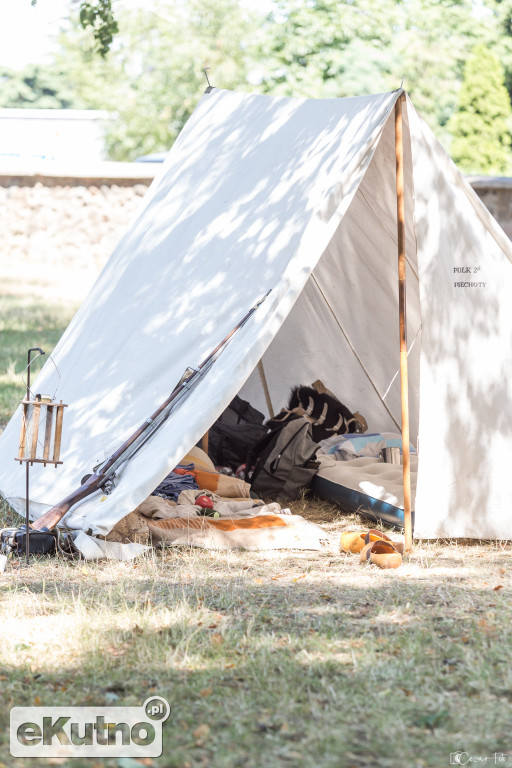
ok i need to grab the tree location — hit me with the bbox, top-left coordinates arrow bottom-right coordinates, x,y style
254,0 -> 490,139
448,43 -> 512,173
53,0 -> 257,159
0,64 -> 78,108
253,0 -> 402,98
78,0 -> 118,56
31,0 -> 117,56
29,0 -> 512,164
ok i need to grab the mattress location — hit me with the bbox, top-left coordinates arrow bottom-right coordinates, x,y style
312,452 -> 418,529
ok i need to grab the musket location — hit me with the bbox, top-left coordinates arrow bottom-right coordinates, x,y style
31,290 -> 271,531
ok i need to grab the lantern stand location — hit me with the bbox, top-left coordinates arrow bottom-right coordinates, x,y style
15,348 -> 67,566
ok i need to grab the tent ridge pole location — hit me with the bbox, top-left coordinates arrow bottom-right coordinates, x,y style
395,93 -> 413,552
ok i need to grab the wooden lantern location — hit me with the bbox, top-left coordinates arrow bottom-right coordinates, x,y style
16,396 -> 67,467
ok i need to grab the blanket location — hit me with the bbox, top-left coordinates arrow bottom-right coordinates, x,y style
105,506 -> 328,551
147,513 -> 328,550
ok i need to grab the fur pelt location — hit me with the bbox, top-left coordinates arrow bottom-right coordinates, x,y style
267,385 -> 361,443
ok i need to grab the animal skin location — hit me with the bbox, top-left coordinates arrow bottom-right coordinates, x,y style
267,385 -> 361,443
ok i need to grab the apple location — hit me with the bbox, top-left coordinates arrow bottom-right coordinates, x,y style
196,495 -> 214,509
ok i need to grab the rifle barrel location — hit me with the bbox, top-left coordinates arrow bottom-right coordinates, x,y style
29,291 -> 271,531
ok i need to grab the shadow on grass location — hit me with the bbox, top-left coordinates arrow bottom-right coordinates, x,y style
1,550 -> 512,768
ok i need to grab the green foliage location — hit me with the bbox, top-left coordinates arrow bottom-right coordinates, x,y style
255,0 -> 487,139
54,0 -> 257,160
32,0 -> 119,56
0,64 -> 78,109
79,0 -> 119,57
22,0 -> 512,168
255,0 -> 401,98
448,44 -> 512,174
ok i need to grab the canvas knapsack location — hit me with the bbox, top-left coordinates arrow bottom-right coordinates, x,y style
207,395 -> 269,471
247,416 -> 320,500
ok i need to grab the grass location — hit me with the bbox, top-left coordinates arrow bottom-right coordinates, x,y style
0,293 -> 77,428
1,536 -> 512,768
1,269 -> 512,768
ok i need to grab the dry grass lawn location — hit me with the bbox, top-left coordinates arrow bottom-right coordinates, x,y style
1,246 -> 512,768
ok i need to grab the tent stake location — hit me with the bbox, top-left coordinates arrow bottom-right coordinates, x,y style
395,93 -> 413,552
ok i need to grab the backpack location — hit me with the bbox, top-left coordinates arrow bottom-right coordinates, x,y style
247,416 -> 320,500
207,395 -> 269,471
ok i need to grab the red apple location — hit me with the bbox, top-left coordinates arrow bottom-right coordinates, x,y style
196,495 -> 214,509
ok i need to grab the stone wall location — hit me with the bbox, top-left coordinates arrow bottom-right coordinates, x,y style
467,176 -> 512,240
1,163 -> 156,286
1,166 -> 510,298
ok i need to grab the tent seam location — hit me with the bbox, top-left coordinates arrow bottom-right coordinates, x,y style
310,274 -> 401,431
358,187 -> 420,282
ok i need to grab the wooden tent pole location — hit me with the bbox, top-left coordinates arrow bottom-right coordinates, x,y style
395,93 -> 413,552
258,360 -> 274,418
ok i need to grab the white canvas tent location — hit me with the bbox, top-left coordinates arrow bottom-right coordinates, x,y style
0,87 -> 511,557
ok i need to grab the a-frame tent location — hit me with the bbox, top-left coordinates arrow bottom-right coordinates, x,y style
0,88 -> 511,557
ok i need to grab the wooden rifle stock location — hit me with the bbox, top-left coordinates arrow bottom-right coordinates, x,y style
31,474 -> 101,531
30,291 -> 271,532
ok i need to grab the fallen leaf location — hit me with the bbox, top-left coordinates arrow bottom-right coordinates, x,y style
33,696 -> 41,705
106,644 -> 128,657
493,585 -> 504,591
199,688 -> 213,697
271,574 -> 284,580
225,663 -> 236,668
211,633 -> 224,647
254,578 -> 264,584
193,724 -> 210,742
293,574 -> 306,581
